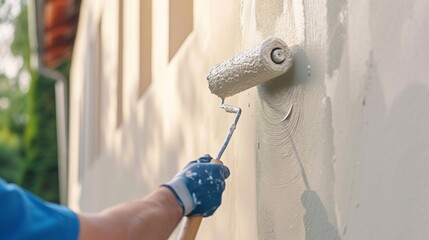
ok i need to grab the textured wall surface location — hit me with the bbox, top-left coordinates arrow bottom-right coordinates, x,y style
69,0 -> 429,239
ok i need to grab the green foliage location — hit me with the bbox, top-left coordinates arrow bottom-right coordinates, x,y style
0,128 -> 20,183
0,1 -> 31,185
11,4 -> 31,71
20,72 -> 60,203
0,73 -> 27,184
1,1 -> 66,203
0,75 -> 27,134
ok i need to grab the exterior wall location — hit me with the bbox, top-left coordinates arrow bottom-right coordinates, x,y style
69,0 -> 429,239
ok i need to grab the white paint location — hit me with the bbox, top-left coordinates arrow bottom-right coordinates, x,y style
207,37 -> 292,99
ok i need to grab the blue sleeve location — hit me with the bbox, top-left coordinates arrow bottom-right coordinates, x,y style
0,178 -> 79,240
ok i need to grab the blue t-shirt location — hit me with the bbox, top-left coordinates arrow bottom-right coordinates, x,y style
0,178 -> 79,240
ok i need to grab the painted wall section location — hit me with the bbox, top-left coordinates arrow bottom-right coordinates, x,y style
168,0 -> 193,61
69,0 -> 429,239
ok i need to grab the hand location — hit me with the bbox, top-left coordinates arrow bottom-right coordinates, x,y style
162,154 -> 230,217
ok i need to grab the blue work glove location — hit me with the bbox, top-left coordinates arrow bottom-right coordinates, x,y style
162,154 -> 230,217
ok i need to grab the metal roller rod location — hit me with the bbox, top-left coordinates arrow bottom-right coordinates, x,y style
216,99 -> 242,160
271,48 -> 287,64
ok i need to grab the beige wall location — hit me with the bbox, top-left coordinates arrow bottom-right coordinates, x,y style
69,0 -> 429,239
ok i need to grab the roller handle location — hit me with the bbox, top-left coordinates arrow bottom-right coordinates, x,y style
179,159 -> 223,240
179,217 -> 202,240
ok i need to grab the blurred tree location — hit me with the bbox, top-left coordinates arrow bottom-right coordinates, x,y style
0,74 -> 27,184
0,127 -> 20,183
21,72 -> 59,203
0,74 -> 27,135
10,3 -> 30,72
0,1 -> 29,184
1,1 -> 62,203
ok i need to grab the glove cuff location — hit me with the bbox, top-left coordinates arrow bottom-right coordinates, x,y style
162,180 -> 195,216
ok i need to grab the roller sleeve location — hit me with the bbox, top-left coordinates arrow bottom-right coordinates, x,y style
207,37 -> 293,99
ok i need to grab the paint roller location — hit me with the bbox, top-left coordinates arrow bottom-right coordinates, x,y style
179,37 -> 293,240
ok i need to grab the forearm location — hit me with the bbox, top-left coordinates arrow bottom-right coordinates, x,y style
78,187 -> 182,240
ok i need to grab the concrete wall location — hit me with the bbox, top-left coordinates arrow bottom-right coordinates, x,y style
69,0 -> 429,239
